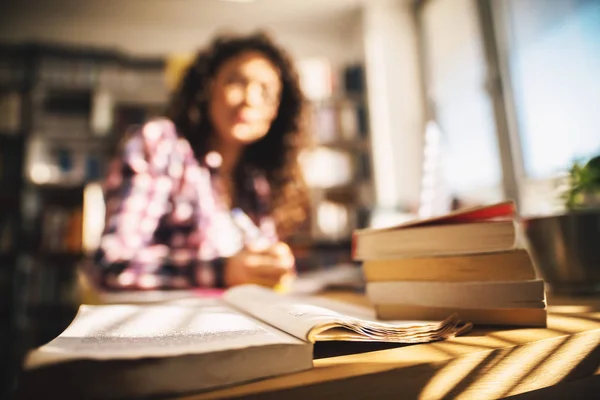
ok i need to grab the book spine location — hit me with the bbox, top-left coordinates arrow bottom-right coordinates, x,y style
366,279 -> 546,309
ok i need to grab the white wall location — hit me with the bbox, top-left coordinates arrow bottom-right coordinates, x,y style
0,0 -> 364,64
363,0 -> 425,215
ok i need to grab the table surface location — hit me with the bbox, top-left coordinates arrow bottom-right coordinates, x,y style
179,292 -> 600,400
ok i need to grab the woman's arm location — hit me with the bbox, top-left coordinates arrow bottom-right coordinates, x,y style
94,121 -> 177,289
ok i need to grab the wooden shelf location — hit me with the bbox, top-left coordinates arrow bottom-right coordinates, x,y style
0,195 -> 19,204
289,236 -> 352,248
313,138 -> 369,150
36,251 -> 84,262
0,83 -> 29,92
309,94 -> 365,107
30,183 -> 86,194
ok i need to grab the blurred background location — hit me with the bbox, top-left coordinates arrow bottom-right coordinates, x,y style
0,0 -> 599,377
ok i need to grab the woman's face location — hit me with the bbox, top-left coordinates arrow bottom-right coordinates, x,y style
209,51 -> 282,147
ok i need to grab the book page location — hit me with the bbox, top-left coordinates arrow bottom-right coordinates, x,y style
25,298 -> 305,370
224,285 -> 358,341
224,285 -> 470,343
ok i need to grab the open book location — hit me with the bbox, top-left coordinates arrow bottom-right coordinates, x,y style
20,285 -> 471,399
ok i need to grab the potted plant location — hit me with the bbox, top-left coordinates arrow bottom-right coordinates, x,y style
563,155 -> 600,210
524,154 -> 600,296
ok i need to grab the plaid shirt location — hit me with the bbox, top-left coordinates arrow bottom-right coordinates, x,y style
92,118 -> 278,290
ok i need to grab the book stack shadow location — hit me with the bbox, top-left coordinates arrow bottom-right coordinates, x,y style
353,202 -> 547,327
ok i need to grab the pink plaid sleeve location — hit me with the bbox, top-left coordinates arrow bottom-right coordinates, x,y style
96,120 -> 177,289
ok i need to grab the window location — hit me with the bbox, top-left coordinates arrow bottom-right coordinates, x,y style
502,0 -> 600,179
421,0 -> 504,204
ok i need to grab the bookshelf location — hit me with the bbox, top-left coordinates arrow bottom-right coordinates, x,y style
0,42 -> 168,348
293,61 -> 374,271
0,43 -> 166,252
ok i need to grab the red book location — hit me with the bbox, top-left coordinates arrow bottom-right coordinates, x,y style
398,201 -> 515,228
352,201 -> 518,260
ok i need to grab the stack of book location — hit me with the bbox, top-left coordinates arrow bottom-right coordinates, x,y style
353,201 -> 547,327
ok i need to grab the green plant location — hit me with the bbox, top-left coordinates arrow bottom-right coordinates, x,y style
564,155 -> 600,210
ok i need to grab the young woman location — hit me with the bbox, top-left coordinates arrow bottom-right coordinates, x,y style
91,32 -> 309,291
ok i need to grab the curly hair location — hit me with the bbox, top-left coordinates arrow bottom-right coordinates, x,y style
166,31 -> 310,238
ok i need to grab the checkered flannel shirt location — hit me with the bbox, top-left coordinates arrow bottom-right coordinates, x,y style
91,118 -> 278,290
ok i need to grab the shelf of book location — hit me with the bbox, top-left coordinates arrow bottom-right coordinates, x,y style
290,61 -> 373,269
0,43 -> 169,320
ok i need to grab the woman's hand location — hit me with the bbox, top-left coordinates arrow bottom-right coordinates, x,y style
224,242 -> 295,288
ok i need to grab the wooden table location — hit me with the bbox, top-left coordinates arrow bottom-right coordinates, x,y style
182,293 -> 600,400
